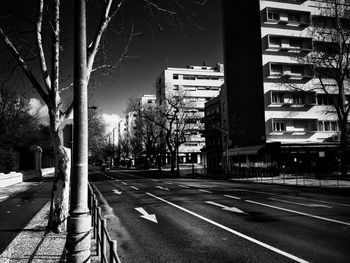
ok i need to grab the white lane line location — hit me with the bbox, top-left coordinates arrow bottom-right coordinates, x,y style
121,182 -> 128,185
165,182 -> 173,185
246,200 -> 350,227
152,179 -> 159,182
198,189 -> 212,193
178,184 -> 190,189
269,198 -> 332,208
156,186 -> 169,191
224,195 -> 242,200
236,189 -> 350,208
115,179 -> 120,182
131,186 -> 139,191
147,192 -> 309,263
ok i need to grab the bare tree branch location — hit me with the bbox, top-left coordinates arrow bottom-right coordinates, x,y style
0,27 -> 50,107
36,0 -> 51,93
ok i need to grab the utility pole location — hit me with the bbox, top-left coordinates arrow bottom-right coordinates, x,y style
67,0 -> 91,261
112,126 -> 117,167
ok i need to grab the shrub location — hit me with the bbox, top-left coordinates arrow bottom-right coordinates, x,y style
0,149 -> 17,174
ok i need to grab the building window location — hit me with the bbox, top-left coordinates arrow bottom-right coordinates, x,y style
289,38 -> 302,49
272,92 -> 284,103
271,64 -> 283,75
318,120 -> 338,131
268,11 -> 280,21
173,74 -> 179,79
183,75 -> 196,80
293,93 -> 305,104
290,66 -> 303,75
288,13 -> 301,23
147,99 -> 153,104
270,37 -> 281,48
173,85 -> 179,91
316,94 -> 331,105
273,121 -> 286,131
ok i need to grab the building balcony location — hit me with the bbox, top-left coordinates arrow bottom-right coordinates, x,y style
312,14 -> 350,29
263,35 -> 313,54
266,118 -> 318,136
262,7 -> 311,28
266,90 -> 316,107
266,62 -> 313,81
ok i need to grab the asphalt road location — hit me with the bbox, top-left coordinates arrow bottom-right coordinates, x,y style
89,168 -> 350,263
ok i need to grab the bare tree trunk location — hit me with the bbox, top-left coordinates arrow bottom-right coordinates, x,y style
47,115 -> 71,233
170,150 -> 176,175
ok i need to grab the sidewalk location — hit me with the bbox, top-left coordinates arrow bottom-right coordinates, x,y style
229,174 -> 350,188
0,178 -> 98,263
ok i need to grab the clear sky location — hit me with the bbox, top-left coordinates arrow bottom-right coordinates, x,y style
91,0 -> 224,118
0,0 -> 223,121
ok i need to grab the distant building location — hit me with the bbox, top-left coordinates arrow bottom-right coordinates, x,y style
204,91 -> 223,173
156,64 -> 224,164
125,94 -> 156,159
221,0 -> 349,175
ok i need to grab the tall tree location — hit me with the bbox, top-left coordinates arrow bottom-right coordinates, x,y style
285,0 -> 350,176
129,90 -> 201,174
0,81 -> 39,148
88,106 -> 107,162
0,0 -> 208,232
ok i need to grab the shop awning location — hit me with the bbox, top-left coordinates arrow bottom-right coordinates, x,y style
223,145 -> 264,156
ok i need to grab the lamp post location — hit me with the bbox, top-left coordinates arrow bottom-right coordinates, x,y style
175,115 -> 179,176
67,0 -> 91,261
112,126 -> 117,167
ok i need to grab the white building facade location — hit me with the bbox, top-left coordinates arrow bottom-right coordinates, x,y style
261,0 -> 345,144
156,64 -> 224,164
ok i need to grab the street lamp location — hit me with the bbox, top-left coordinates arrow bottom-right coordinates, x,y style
175,115 -> 180,176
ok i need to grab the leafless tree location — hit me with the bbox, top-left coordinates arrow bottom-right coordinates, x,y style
0,0 -> 208,232
129,90 -> 202,174
284,0 -> 350,176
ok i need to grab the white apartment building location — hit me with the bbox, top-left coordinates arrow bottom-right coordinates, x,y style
261,0 -> 346,144
156,64 -> 224,164
125,94 -> 156,157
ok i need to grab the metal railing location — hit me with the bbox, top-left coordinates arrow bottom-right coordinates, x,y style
88,184 -> 121,263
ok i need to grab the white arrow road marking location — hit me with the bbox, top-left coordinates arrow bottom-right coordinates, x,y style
147,193 -> 308,263
178,184 -> 190,188
269,198 -> 332,208
131,186 -> 139,191
156,186 -> 170,191
113,190 -> 122,195
198,189 -> 212,193
246,200 -> 350,227
135,207 -> 158,223
224,195 -> 241,200
206,201 -> 247,214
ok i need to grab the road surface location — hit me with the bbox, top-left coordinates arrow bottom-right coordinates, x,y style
89,168 -> 350,263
